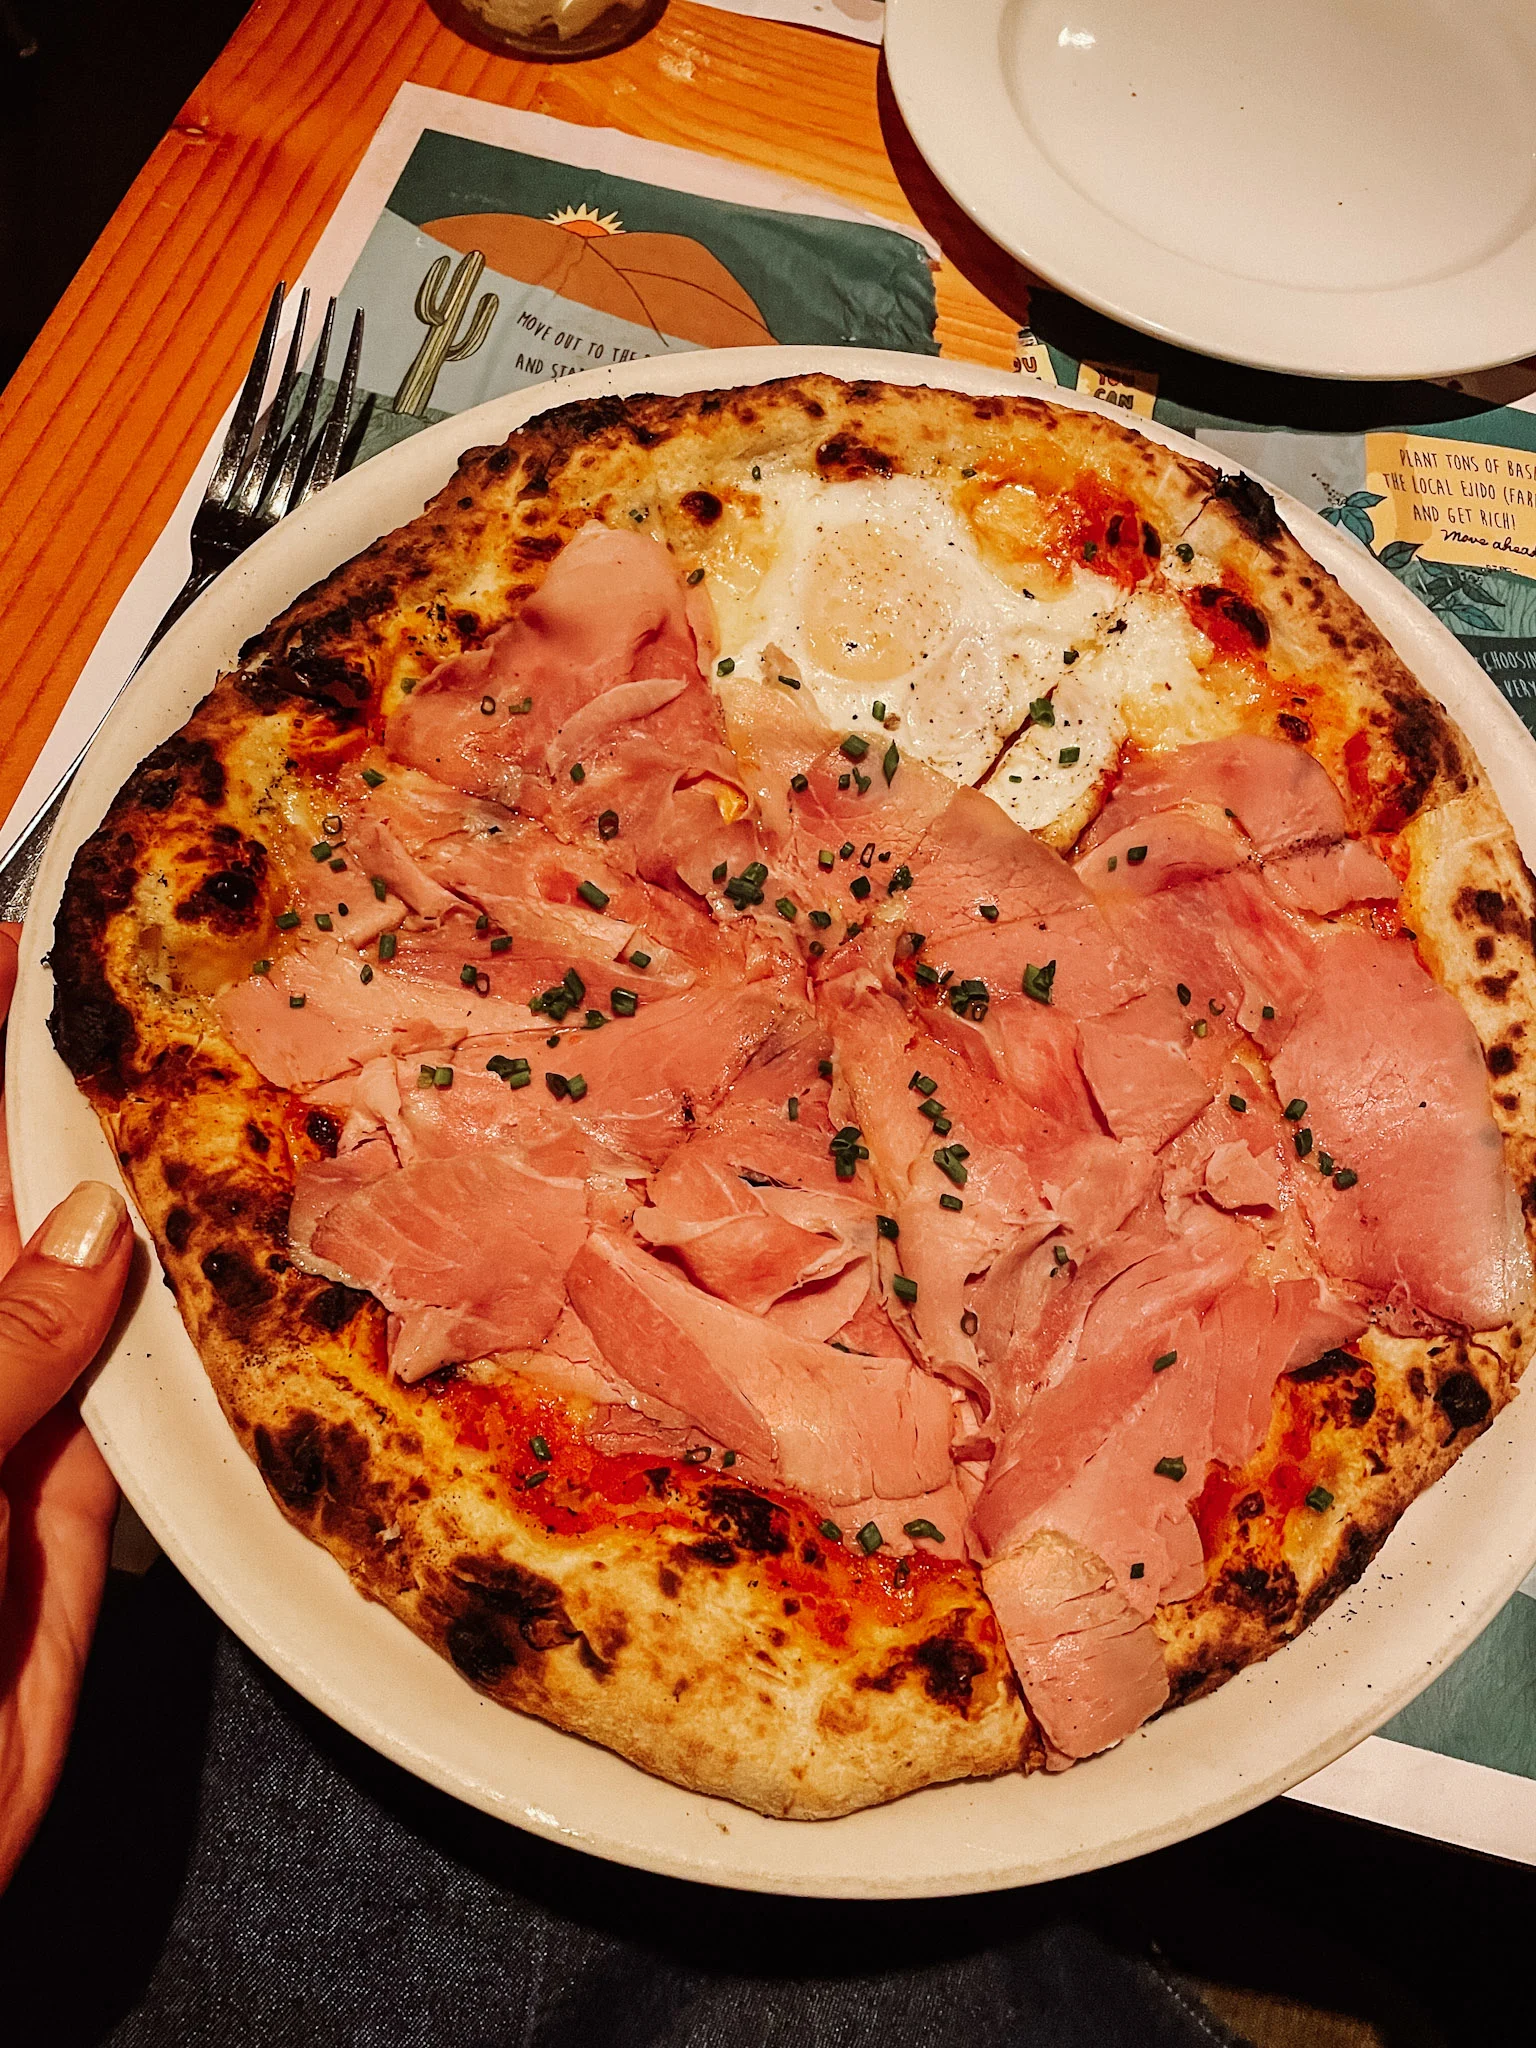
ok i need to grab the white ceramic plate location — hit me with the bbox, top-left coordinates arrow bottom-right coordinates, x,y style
885,0 -> 1536,380
12,346 -> 1536,1897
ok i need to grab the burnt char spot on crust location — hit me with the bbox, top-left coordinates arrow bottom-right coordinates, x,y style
252,1413 -> 388,1554
254,1413 -> 327,1509
200,1245 -> 277,1314
305,1109 -> 341,1156
1383,687 -> 1464,823
1212,471 -> 1282,544
1488,1042 -> 1518,1076
174,839 -> 268,935
306,1281 -> 372,1334
911,1632 -> 988,1706
163,1206 -> 193,1252
1288,1348 -> 1363,1383
1276,712 -> 1312,744
1195,584 -> 1270,650
1226,1560 -> 1299,1625
446,1557 -> 580,1679
701,1486 -> 790,1556
815,435 -> 894,480
1297,1521 -> 1388,1630
1436,1369 -> 1493,1435
446,1616 -> 515,1684
678,488 -> 723,526
685,1536 -> 738,1568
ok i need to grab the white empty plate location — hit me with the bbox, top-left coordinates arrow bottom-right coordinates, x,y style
13,347 -> 1536,1896
886,0 -> 1536,379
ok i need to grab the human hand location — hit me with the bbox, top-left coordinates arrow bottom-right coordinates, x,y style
0,926 -> 132,1891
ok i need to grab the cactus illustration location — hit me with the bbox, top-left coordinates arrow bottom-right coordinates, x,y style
394,252 -> 499,417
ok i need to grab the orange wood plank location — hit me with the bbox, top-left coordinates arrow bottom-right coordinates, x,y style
0,0 -> 1021,827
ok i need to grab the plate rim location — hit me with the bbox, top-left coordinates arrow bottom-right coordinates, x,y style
884,0 -> 1536,381
13,342 -> 1536,1896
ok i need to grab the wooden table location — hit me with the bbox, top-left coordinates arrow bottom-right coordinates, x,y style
0,0 -> 1030,828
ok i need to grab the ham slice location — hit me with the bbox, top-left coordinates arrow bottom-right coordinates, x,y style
1264,840 -> 1400,914
1083,734 -> 1349,856
291,1152 -> 590,1382
567,1230 -> 955,1514
1270,926 -> 1532,1327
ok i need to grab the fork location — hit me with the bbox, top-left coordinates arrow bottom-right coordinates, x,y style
0,282 -> 365,920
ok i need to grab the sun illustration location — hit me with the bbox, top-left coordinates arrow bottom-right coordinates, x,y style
547,203 -> 625,239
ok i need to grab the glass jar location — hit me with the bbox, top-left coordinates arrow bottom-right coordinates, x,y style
432,0 -> 669,61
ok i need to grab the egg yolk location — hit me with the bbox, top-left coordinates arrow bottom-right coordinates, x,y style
800,525 -> 955,684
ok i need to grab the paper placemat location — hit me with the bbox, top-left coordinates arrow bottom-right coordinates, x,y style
693,0 -> 884,43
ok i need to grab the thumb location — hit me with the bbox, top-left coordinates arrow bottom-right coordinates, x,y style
0,1183 -> 132,1464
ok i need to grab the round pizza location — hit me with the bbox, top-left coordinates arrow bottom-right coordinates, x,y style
49,373 -> 1536,1816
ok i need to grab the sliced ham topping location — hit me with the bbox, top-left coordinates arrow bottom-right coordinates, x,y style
1083,734 -> 1349,856
566,1231 -> 954,1512
1263,839 -> 1400,915
1269,926 -> 1532,1327
292,1152 -> 590,1383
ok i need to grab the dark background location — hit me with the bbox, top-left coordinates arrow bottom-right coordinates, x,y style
2,7 -> 1534,2045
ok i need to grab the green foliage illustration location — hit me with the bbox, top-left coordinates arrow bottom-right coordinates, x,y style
1320,490 -> 1505,636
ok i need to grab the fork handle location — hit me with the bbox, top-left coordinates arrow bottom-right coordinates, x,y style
0,559 -> 220,922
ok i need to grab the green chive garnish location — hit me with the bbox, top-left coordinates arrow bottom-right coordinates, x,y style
1284,1099 -> 1307,1121
276,910 -> 301,930
433,1066 -> 453,1089
776,897 -> 797,920
566,1075 -> 588,1101
490,935 -> 511,954
856,1522 -> 883,1554
1333,1167 -> 1358,1190
892,1274 -> 918,1303
1022,959 -> 1056,1005
1192,1018 -> 1209,1038
910,1073 -> 937,1096
1129,1561 -> 1145,1579
577,880 -> 610,911
840,733 -> 870,761
790,773 -> 809,792
876,1214 -> 899,1240
570,763 -> 585,783
1175,542 -> 1194,563
787,1096 -> 799,1121
531,1435 -> 551,1461
883,742 -> 900,785
716,657 -> 735,676
712,862 -> 727,883
1062,648 -> 1079,665
289,994 -> 306,1009
819,1520 -> 843,1543
598,809 -> 619,841
1126,845 -> 1148,865
904,1519 -> 945,1544
252,959 -> 271,976
378,932 -> 397,962
808,909 -> 832,929
1059,746 -> 1080,766
628,951 -> 651,970
934,1147 -> 969,1187
359,965 -> 373,984
1028,696 -> 1055,726
818,1059 -> 833,1078
369,876 -> 387,902
361,767 -> 385,788
310,843 -> 332,862
611,988 -> 638,1016
1294,1127 -> 1313,1157
979,903 -> 999,921
1153,1351 -> 1177,1372
480,695 -> 496,715
1305,1485 -> 1334,1511
315,913 -> 333,932
939,1193 -> 963,1212
460,963 -> 476,986
1154,1456 -> 1186,1481
1262,1004 -> 1276,1020
1318,1150 -> 1335,1177
1228,1094 -> 1247,1114
687,567 -> 704,586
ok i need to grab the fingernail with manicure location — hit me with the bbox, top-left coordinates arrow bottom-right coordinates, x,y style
39,1182 -> 128,1269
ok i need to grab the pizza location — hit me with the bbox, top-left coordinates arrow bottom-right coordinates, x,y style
49,373 -> 1536,1815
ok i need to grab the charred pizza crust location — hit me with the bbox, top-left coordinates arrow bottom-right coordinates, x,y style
50,376 -> 1536,1811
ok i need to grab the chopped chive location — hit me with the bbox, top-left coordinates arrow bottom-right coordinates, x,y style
1153,1350 -> 1178,1372
1318,1150 -> 1335,1177
787,1096 -> 799,1122
378,932 -> 397,962
611,988 -> 638,1017
918,1098 -> 948,1122
628,950 -> 652,970
314,913 -> 333,932
840,733 -> 870,761
1154,1456 -> 1186,1481
933,1147 -> 968,1187
359,964 -> 373,984
819,1520 -> 843,1542
474,912 -> 489,931
577,880 -> 610,911
883,742 -> 900,784
310,842 -> 332,862
490,935 -> 512,954
480,695 -> 496,715
849,875 -> 872,901
939,1193 -> 963,1212
712,862 -> 727,883
566,1074 -> 588,1102
876,1214 -> 899,1241
1022,959 -> 1057,1005
1062,648 -> 1079,665
1054,1244 -> 1070,1266
523,1471 -> 549,1488
370,876 -> 388,902
1228,1094 -> 1247,1114
808,909 -> 832,929
328,857 -> 346,874
1333,1167 -> 1358,1190
1028,696 -> 1055,726
1305,1485 -> 1334,1511
276,910 -> 301,930
1058,746 -> 1081,766
1284,1099 -> 1308,1121
1176,983 -> 1191,1005
979,903 -> 1000,922
751,465 -> 761,481
717,657 -> 735,676
1126,845 -> 1148,865
790,773 -> 809,792
417,1066 -> 434,1089
872,700 -> 886,721
838,774 -> 851,791
776,897 -> 798,920
904,1519 -> 945,1544
1262,1004 -> 1276,1020
400,679 -> 416,693
1107,855 -> 1119,871
780,675 -> 802,691
856,1522 -> 884,1554
1129,1561 -> 1145,1579
361,767 -> 385,788
687,567 -> 705,586
910,1073 -> 938,1096
252,959 -> 271,976
818,849 -> 835,871
455,963 -> 474,986
1294,1127 -> 1313,1157
818,1058 -> 833,1078
915,962 -> 940,987
722,1450 -> 736,1467
839,841 -> 855,860
598,809 -> 620,841
1083,541 -> 1098,560
930,1117 -> 952,1135
569,763 -> 585,783
530,1434 -> 551,1461
1209,999 -> 1225,1016
584,1010 -> 605,1030
433,1065 -> 453,1089
288,994 -> 306,1009
1174,542 -> 1194,564
888,862 -> 913,894
1192,1018 -> 1209,1038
